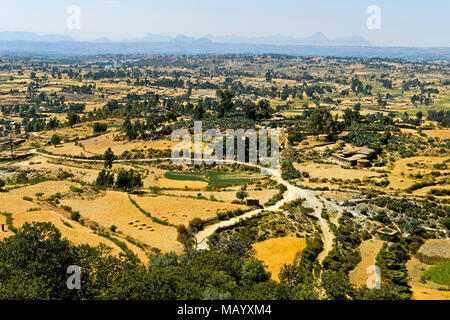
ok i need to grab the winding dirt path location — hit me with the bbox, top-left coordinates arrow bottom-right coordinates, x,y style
30,151 -> 335,263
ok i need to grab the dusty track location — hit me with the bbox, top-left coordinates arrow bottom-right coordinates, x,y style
31,151 -> 334,264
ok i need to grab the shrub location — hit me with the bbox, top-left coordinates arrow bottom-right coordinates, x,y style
71,211 -> 80,221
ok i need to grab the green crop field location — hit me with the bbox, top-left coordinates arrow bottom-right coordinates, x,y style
422,260 -> 450,286
164,172 -> 208,182
164,171 -> 261,187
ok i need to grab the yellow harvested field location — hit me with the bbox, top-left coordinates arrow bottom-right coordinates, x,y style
45,132 -> 178,156
14,156 -> 100,184
0,215 -> 14,240
0,194 -> 40,214
61,191 -> 182,253
157,178 -> 209,189
164,189 -> 279,204
131,195 -> 247,226
423,129 -> 450,140
142,167 -> 167,188
411,287 -> 450,300
294,162 -> 381,180
253,237 -> 307,281
349,240 -> 384,287
7,181 -> 76,197
389,156 -> 449,190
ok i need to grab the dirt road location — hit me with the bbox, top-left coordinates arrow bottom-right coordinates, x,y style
31,151 -> 335,264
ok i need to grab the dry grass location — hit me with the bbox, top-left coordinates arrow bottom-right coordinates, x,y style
156,178 -> 209,190
349,239 -> 384,287
423,129 -> 450,140
163,189 -> 279,204
388,156 -> 449,190
61,191 -> 182,253
294,162 -> 381,180
0,215 -> 14,240
131,194 -> 247,226
417,239 -> 450,262
253,237 -> 307,282
13,156 -> 100,184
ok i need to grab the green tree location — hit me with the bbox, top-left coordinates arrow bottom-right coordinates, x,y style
50,134 -> 61,147
216,89 -> 234,118
67,112 -> 80,127
95,170 -> 115,187
103,147 -> 116,169
236,190 -> 248,200
115,169 -> 143,191
321,271 -> 355,300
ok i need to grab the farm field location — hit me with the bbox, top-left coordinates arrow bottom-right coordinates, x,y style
130,194 -> 247,226
163,189 -> 279,204
0,52 -> 448,301
163,171 -> 262,188
253,237 -> 307,282
388,156 -> 449,190
349,240 -> 384,287
294,162 -> 382,180
60,191 -> 183,253
407,239 -> 450,300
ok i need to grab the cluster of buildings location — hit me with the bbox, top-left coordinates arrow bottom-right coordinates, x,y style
331,141 -> 377,167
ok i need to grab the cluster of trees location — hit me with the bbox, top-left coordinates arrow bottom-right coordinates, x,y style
96,169 -> 143,191
0,222 -> 307,300
308,107 -> 342,140
93,122 -> 108,133
375,243 -> 411,299
428,109 -> 450,127
61,84 -> 95,95
411,94 -> 433,106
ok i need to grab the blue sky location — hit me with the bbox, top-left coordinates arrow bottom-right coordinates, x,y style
0,0 -> 448,46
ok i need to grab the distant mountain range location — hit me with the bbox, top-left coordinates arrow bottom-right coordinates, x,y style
0,31 -> 74,42
0,31 -> 448,60
0,31 -> 371,46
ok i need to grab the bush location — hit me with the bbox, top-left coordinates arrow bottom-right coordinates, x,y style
115,169 -> 143,191
93,122 -> 108,133
236,190 -> 248,200
188,218 -> 205,232
71,211 -> 80,221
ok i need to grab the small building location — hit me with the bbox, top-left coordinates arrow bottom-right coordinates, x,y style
332,147 -> 377,167
246,199 -> 261,207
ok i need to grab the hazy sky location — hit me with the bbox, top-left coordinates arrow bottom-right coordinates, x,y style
0,0 -> 448,46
